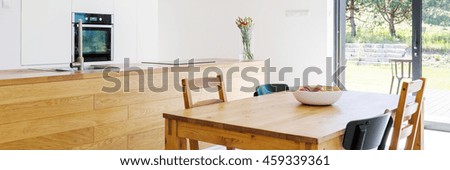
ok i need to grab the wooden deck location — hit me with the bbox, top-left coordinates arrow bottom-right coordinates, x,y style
425,89 -> 450,124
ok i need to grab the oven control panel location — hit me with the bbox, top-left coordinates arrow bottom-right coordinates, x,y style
73,13 -> 113,25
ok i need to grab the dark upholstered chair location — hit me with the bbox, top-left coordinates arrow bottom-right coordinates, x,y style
253,84 -> 290,96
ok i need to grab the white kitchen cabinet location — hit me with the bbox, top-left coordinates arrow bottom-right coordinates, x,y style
136,0 -> 159,62
113,0 -> 137,63
21,0 -> 72,65
72,0 -> 114,14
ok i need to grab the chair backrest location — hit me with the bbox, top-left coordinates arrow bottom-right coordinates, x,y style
390,58 -> 412,79
342,114 -> 391,150
389,78 -> 426,150
377,116 -> 394,150
181,75 -> 227,109
254,84 -> 290,96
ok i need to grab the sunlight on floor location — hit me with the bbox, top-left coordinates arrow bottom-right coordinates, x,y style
425,130 -> 450,150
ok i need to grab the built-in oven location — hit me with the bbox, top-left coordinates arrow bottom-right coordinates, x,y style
72,13 -> 113,62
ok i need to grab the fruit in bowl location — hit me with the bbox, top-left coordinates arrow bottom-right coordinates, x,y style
293,85 -> 343,105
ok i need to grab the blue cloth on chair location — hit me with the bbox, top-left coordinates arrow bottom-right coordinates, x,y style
254,84 -> 290,96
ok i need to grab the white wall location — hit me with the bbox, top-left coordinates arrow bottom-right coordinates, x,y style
113,0 -> 138,64
0,0 -> 21,70
0,0 -> 158,70
137,0 -> 159,63
72,0 -> 114,13
158,0 -> 332,86
1,0 -> 331,82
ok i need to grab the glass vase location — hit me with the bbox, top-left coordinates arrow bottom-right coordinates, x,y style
240,30 -> 254,62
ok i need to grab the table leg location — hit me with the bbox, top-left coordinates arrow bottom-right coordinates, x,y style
165,119 -> 187,150
189,139 -> 199,150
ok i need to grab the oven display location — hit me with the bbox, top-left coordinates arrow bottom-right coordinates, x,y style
89,17 -> 98,22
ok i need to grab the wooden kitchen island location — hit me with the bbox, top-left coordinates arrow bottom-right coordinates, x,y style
0,59 -> 264,150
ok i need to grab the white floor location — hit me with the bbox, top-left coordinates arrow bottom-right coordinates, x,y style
424,130 -> 450,150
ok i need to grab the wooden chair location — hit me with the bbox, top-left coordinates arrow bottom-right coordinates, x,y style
389,78 -> 426,150
182,75 -> 227,109
389,58 -> 412,94
182,75 -> 232,150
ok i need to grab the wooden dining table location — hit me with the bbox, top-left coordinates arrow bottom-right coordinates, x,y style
163,91 -> 424,150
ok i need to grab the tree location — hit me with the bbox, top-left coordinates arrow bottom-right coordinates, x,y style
423,0 -> 450,26
373,0 -> 412,37
346,0 -> 372,37
347,0 -> 358,37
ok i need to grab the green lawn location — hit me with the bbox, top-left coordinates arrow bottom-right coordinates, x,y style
345,62 -> 450,93
346,24 -> 450,53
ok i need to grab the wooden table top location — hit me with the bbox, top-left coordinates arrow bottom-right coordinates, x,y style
163,91 -> 400,144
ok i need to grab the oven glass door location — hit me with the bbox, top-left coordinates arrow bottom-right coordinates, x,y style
74,26 -> 112,62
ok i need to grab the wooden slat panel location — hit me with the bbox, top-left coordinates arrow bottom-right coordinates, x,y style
0,79 -> 104,105
0,106 -> 127,144
128,128 -> 164,150
0,74 -> 163,106
94,117 -> 164,142
0,95 -> 94,125
188,77 -> 221,90
0,84 -> 33,105
71,136 -> 128,150
128,98 -> 184,120
177,121 -> 306,150
0,128 -> 94,150
96,73 -> 172,94
94,87 -> 181,109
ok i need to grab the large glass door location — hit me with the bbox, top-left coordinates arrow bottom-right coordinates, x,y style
340,0 -> 450,130
343,0 -> 414,93
419,0 -> 450,127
